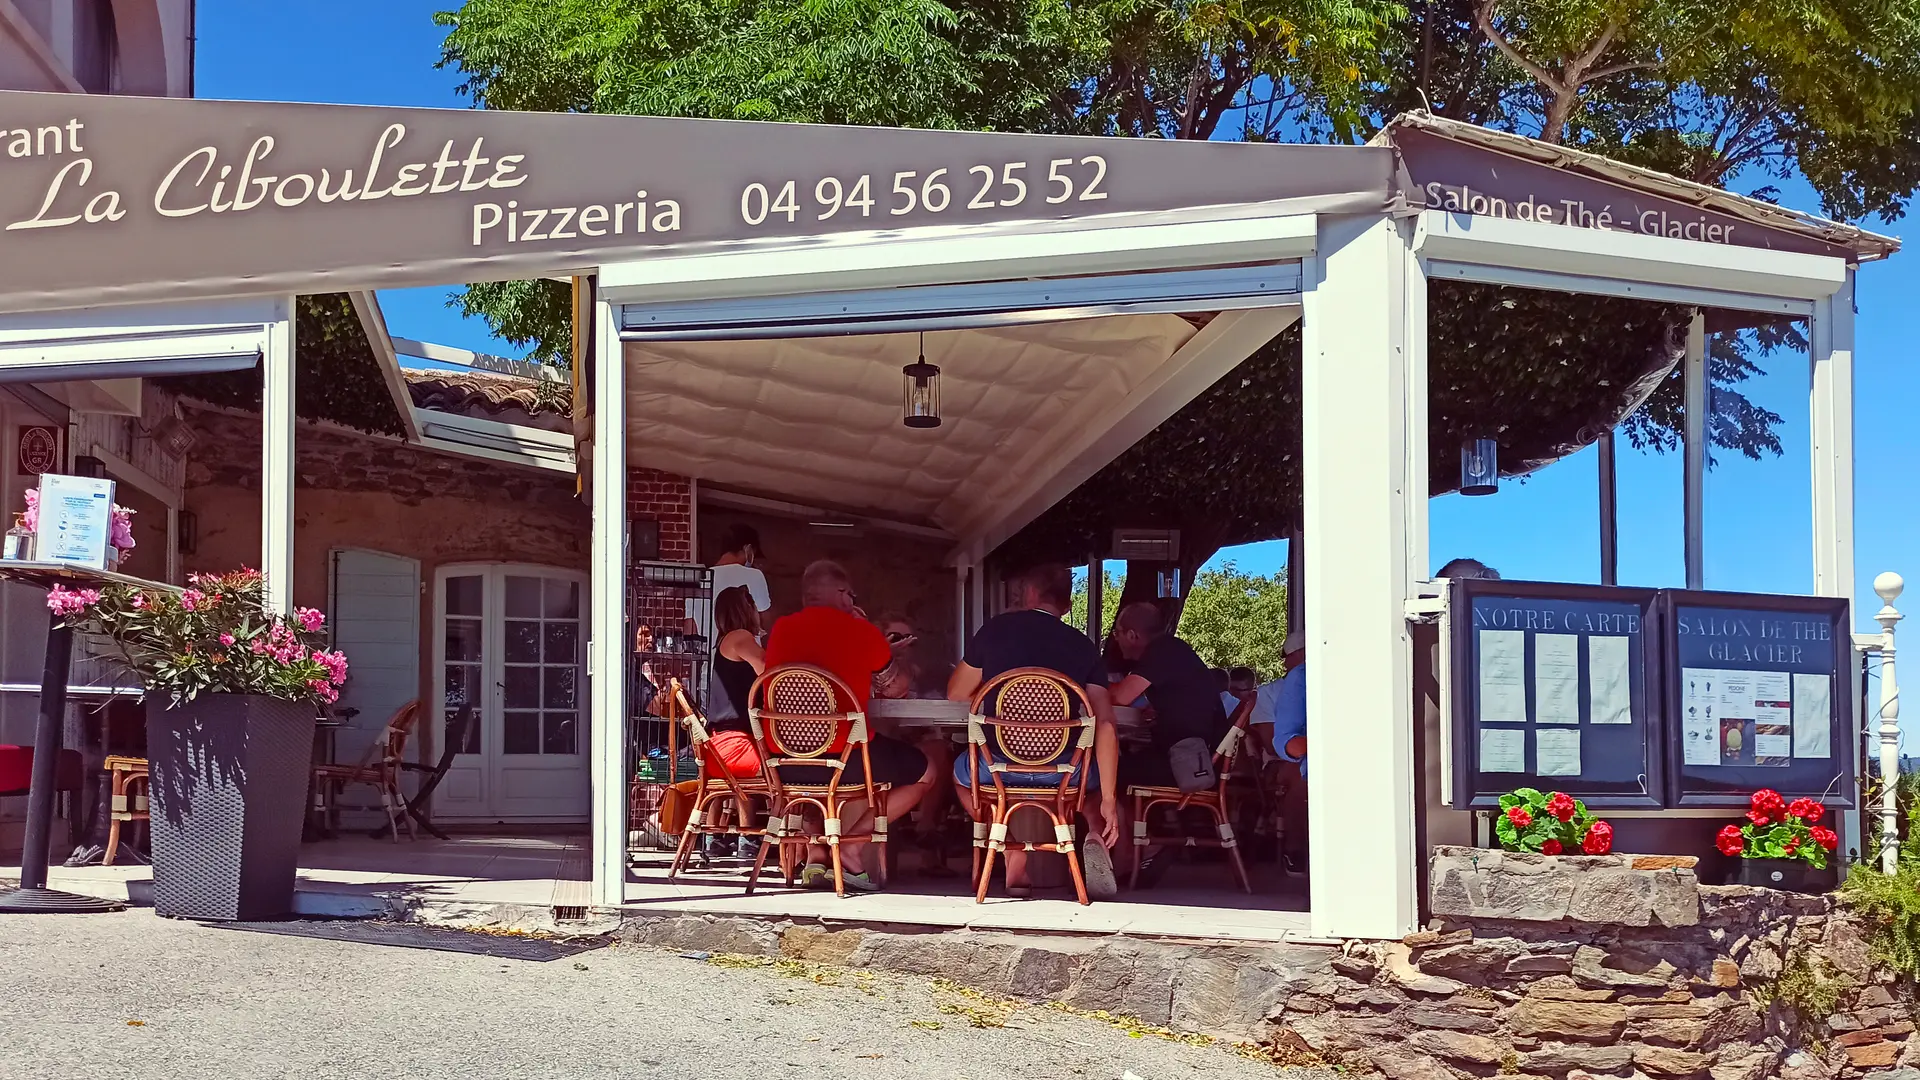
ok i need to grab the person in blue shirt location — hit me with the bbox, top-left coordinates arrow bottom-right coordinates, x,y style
1250,631 -> 1308,874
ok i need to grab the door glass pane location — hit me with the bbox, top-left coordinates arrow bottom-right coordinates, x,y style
446,705 -> 480,754
543,712 -> 576,754
503,711 -> 540,755
506,576 -> 543,618
544,667 -> 576,710
445,618 -> 482,662
503,666 -> 539,709
544,623 -> 577,664
443,663 -> 482,753
504,620 -> 540,663
446,575 -> 483,617
544,579 -> 580,619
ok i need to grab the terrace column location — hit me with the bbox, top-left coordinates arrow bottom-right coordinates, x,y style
588,298 -> 630,908
1810,269 -> 1859,856
260,298 -> 295,614
1300,214 -> 1426,940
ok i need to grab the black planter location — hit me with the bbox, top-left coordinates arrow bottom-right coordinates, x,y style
1731,856 -> 1837,894
145,694 -> 316,921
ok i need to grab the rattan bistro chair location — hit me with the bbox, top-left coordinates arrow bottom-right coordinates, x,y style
661,678 -> 776,890
312,700 -> 423,843
965,668 -> 1098,906
743,664 -> 889,897
1126,695 -> 1256,893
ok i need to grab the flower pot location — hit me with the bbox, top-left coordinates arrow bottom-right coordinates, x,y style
145,694 -> 316,921
1731,856 -> 1836,894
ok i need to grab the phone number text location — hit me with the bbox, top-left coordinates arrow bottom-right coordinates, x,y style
740,156 -> 1109,226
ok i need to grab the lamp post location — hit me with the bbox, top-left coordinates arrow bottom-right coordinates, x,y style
1871,573 -> 1904,874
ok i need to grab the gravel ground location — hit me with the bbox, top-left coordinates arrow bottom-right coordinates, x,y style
0,911 -> 1318,1080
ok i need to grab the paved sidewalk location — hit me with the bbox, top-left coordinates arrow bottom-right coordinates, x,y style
0,910 -> 1319,1080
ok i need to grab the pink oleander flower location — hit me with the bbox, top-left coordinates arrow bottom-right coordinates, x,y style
21,489 -> 37,533
45,585 -> 98,616
312,649 -> 349,685
180,589 -> 205,612
218,633 -> 235,646
109,506 -> 136,553
307,678 -> 339,704
129,593 -> 147,610
250,638 -> 268,655
295,607 -> 326,633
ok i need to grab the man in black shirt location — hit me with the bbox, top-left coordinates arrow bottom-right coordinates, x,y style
948,564 -> 1120,896
1109,602 -> 1230,784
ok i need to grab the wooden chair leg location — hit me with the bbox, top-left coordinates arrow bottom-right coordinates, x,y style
667,812 -> 700,883
974,836 -> 998,904
104,816 -> 122,867
1059,809 -> 1090,906
1128,795 -> 1148,890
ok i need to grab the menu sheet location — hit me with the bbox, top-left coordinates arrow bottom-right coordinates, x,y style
1588,635 -> 1633,725
1684,666 -> 1823,768
35,473 -> 114,569
1533,634 -> 1580,725
1477,629 -> 1527,724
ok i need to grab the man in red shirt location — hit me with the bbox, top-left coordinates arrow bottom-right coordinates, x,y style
762,560 -> 933,891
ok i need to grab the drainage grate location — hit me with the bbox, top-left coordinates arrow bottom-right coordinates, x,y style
209,919 -> 609,961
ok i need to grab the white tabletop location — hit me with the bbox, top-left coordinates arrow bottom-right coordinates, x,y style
867,698 -> 1146,730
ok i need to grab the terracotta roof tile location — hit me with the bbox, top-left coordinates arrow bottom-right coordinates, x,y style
403,369 -> 572,418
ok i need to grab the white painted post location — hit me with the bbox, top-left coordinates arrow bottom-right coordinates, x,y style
1811,272 -> 1858,854
260,298 -> 295,614
1682,311 -> 1706,591
588,299 -> 628,909
1873,573 -> 1904,873
1301,214 -> 1424,940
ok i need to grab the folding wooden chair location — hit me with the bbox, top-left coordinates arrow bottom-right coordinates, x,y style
743,664 -> 889,897
313,700 -> 423,843
661,679 -> 776,890
1127,695 -> 1256,893
965,668 -> 1098,905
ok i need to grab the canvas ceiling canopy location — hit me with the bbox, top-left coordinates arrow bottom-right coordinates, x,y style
0,89 -> 1401,314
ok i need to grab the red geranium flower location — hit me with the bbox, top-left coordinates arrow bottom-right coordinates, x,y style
1784,835 -> 1801,855
1542,839 -> 1563,855
1787,798 -> 1824,823
1506,806 -> 1533,829
1545,792 -> 1577,823
1751,789 -> 1785,816
1581,821 -> 1614,855
1810,826 -> 1839,852
1746,809 -> 1772,827
1716,825 -> 1746,856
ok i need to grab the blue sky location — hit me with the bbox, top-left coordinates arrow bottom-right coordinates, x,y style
196,1 -> 1917,643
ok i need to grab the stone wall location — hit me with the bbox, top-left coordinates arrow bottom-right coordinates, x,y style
1263,847 -> 1914,1080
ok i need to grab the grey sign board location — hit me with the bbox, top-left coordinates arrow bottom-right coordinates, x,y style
0,91 -> 1402,313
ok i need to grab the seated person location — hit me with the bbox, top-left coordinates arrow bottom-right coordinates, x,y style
705,585 -> 767,778
1249,631 -> 1309,873
872,611 -> 958,873
761,560 -> 936,892
1107,602 -> 1230,881
1219,666 -> 1259,719
947,564 -> 1121,897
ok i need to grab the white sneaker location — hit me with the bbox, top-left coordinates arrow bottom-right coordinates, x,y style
1081,842 -> 1119,899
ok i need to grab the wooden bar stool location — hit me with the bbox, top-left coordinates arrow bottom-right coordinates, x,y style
103,755 -> 150,866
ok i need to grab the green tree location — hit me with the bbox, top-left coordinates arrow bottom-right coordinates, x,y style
1069,568 -> 1124,642
1176,562 -> 1289,680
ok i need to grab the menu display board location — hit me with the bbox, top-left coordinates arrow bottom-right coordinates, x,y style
1665,592 -> 1853,808
1450,581 -> 1664,809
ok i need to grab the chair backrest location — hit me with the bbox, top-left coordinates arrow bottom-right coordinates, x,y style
377,701 -> 423,766
1208,694 -> 1257,790
973,668 -> 1093,763
748,664 -> 863,760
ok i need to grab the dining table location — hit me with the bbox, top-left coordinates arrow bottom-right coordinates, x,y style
867,697 -> 1151,740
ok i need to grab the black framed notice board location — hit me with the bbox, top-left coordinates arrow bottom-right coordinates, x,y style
1664,590 -> 1853,809
1450,580 -> 1664,809
1448,581 -> 1855,812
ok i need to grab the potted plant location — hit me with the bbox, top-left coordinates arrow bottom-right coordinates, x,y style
1495,788 -> 1615,855
1715,789 -> 1839,893
50,569 -> 348,920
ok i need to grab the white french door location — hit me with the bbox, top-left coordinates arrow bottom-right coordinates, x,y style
433,564 -> 589,823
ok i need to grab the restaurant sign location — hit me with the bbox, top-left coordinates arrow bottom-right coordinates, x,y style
0,90 -> 1399,314
1391,126 -> 1857,260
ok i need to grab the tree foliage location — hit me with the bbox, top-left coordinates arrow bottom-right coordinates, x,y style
1069,568 -> 1124,643
432,0 -> 1920,582
161,294 -> 406,436
1175,562 -> 1289,680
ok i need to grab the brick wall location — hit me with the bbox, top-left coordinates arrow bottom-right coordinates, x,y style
626,467 -> 697,647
